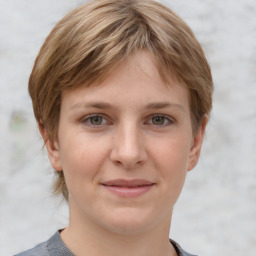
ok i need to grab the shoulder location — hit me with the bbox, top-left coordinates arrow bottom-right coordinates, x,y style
14,239 -> 48,256
170,239 -> 198,256
14,231 -> 73,256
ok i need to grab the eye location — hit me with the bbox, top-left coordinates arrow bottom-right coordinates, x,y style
81,114 -> 108,127
148,115 -> 173,126
89,116 -> 103,125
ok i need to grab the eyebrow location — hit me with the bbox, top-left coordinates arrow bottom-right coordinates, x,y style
145,102 -> 184,111
71,101 -> 184,112
71,102 -> 114,110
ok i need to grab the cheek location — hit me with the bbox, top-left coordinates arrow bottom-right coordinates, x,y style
147,136 -> 190,208
151,136 -> 191,190
59,133 -> 110,181
152,135 -> 191,170
59,137 -> 108,201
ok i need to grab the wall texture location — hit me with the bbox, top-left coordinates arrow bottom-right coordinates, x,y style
0,0 -> 255,255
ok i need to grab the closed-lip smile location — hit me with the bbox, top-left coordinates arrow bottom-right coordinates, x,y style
100,179 -> 156,198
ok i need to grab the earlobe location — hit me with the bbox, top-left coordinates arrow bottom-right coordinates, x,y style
187,117 -> 208,171
38,122 -> 63,171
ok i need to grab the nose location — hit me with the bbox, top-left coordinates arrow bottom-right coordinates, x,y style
110,124 -> 148,169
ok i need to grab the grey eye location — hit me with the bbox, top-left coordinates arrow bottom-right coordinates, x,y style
89,116 -> 103,125
151,116 -> 166,125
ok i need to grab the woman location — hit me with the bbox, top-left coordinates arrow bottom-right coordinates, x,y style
15,0 -> 213,255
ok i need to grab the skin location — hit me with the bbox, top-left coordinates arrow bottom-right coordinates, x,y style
41,51 -> 207,256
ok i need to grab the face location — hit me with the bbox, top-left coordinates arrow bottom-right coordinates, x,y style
44,52 -> 206,236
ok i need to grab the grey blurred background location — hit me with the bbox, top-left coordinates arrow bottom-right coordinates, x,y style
0,0 -> 255,255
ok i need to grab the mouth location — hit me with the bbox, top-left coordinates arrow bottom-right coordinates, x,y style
100,179 -> 156,198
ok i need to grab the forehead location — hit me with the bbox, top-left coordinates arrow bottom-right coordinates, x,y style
61,51 -> 190,111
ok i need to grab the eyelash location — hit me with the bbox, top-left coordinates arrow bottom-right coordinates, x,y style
80,114 -> 110,127
147,114 -> 174,127
80,114 -> 174,128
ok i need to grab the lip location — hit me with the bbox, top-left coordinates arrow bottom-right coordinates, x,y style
100,179 -> 155,198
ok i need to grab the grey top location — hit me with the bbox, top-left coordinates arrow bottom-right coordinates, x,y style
14,231 -> 197,256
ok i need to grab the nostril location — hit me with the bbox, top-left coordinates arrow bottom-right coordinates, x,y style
110,133 -> 148,168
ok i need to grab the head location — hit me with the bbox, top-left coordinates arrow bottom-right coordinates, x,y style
29,0 -> 213,200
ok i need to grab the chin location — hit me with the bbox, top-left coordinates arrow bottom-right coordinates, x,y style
101,207 -> 159,235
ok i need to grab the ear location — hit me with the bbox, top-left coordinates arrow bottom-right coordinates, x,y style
187,117 -> 208,171
38,122 -> 63,171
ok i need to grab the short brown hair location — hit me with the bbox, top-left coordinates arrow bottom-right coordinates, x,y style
29,0 -> 213,200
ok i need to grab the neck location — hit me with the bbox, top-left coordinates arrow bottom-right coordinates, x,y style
60,202 -> 177,256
